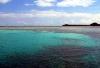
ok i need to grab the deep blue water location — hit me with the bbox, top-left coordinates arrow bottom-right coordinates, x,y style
0,30 -> 100,68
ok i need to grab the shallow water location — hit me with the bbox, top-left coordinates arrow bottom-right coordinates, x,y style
0,29 -> 100,68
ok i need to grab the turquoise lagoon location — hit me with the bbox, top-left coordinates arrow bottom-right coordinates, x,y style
0,29 -> 100,68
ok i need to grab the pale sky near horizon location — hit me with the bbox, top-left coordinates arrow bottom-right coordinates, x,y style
0,0 -> 100,26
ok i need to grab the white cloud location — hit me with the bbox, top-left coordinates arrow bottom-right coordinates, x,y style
35,0 -> 95,7
35,0 -> 56,7
57,0 -> 95,7
0,0 -> 11,4
24,4 -> 34,6
0,10 -> 100,26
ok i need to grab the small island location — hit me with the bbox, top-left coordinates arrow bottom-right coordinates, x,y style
62,24 -> 69,26
90,22 -> 100,26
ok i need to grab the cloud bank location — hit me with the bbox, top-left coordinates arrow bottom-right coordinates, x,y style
0,10 -> 100,26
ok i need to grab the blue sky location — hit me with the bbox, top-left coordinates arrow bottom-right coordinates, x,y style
0,0 -> 100,26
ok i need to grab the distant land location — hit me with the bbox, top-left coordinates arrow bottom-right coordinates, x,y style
0,22 -> 100,27
62,22 -> 100,26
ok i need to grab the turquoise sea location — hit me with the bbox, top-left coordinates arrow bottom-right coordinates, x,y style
0,28 -> 100,68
